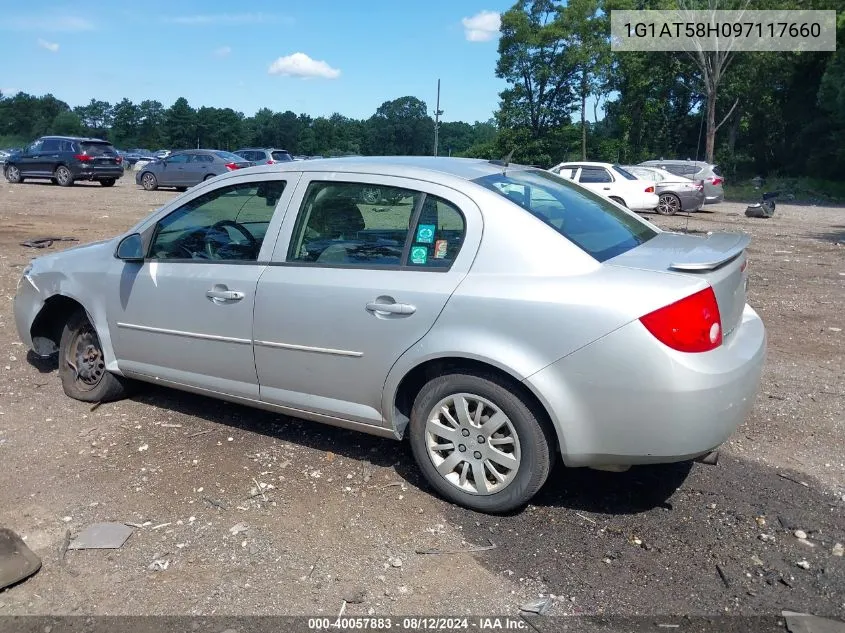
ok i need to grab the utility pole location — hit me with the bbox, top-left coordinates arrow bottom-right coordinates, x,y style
433,79 -> 443,157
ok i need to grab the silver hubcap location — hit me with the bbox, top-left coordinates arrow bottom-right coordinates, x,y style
143,174 -> 155,188
7,166 -> 19,181
658,195 -> 679,214
425,393 -> 521,496
57,168 -> 70,184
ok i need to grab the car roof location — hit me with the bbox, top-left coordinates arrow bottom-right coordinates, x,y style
555,161 -> 617,168
641,159 -> 712,167
227,156 -> 538,183
40,135 -> 111,143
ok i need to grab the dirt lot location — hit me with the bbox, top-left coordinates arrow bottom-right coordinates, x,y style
0,177 -> 843,618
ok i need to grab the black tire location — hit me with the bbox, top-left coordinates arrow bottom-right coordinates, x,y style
203,174 -> 215,182
54,165 -> 74,187
656,193 -> 680,216
175,186 -> 188,192
5,164 -> 23,183
609,196 -> 627,208
58,309 -> 130,403
409,372 -> 554,513
141,172 -> 158,191
100,178 -> 116,187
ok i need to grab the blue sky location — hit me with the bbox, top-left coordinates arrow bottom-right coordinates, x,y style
0,1 -> 518,123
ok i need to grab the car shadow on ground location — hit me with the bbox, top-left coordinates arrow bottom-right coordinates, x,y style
26,350 -> 58,374
116,381 -> 692,516
807,225 -> 845,244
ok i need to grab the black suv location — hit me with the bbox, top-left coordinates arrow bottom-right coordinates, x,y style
4,136 -> 124,187
233,148 -> 293,164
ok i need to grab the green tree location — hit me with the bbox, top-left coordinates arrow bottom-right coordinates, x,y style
73,98 -> 113,136
111,98 -> 140,147
137,100 -> 165,149
367,96 -> 433,155
50,111 -> 84,136
164,97 -> 196,149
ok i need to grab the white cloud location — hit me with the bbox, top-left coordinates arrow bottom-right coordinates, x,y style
37,38 -> 60,52
164,13 -> 290,26
213,45 -> 232,58
0,16 -> 93,31
268,53 -> 341,80
462,10 -> 501,42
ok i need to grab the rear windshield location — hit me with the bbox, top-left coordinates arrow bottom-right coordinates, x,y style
214,151 -> 245,161
473,169 -> 657,262
271,150 -> 293,162
80,142 -> 117,156
712,164 -> 723,177
612,165 -> 638,180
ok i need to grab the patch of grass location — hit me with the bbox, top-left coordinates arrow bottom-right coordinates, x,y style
725,177 -> 845,205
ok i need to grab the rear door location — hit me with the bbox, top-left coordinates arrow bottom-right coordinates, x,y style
252,175 -> 482,427
185,153 -> 214,185
578,166 -> 614,195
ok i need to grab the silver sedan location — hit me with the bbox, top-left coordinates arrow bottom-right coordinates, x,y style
14,157 -> 766,513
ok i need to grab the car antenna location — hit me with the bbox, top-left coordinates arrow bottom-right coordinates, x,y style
489,149 -> 515,174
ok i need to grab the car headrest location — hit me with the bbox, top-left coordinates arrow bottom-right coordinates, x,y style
311,198 -> 365,239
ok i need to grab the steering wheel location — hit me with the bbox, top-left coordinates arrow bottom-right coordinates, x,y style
204,219 -> 257,259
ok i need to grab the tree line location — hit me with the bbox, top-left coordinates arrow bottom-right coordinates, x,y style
1,0 -> 843,179
0,92 -> 496,159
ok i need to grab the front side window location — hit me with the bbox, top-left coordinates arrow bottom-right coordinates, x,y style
473,169 -> 657,262
149,180 -> 286,261
41,139 -> 60,152
579,167 -> 613,184
286,182 -> 466,270
27,140 -> 44,154
167,154 -> 189,164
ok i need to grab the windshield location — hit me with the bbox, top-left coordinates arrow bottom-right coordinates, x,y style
271,150 -> 293,162
214,151 -> 245,161
473,169 -> 657,262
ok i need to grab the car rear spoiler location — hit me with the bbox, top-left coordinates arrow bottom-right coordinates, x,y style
669,232 -> 751,272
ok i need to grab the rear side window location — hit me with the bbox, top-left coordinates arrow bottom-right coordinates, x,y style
474,169 -> 656,262
80,142 -> 116,156
214,151 -> 244,161
612,165 -> 638,180
711,165 -> 723,177
41,139 -> 60,152
271,151 -> 293,162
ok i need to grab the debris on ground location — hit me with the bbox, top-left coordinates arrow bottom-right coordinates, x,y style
415,538 -> 496,555
0,528 -> 41,590
388,557 -> 403,568
68,522 -> 134,550
344,588 -> 366,604
19,236 -> 78,249
794,530 -> 808,540
833,543 -> 844,557
520,596 -> 553,615
796,560 -> 811,570
147,557 -> 170,572
229,523 -> 248,536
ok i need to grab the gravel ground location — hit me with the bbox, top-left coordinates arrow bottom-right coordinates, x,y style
0,178 -> 842,618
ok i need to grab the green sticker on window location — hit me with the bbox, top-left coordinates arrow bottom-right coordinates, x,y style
415,224 -> 436,244
410,245 -> 428,265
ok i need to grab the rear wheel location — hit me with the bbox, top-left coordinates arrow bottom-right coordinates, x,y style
175,186 -> 188,192
657,193 -> 681,215
100,178 -> 116,187
54,165 -> 74,187
203,174 -> 215,182
409,372 -> 554,513
609,196 -> 626,207
141,172 -> 158,191
58,309 -> 130,403
5,164 -> 22,183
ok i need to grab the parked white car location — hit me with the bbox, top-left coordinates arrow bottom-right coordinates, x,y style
549,162 -> 659,212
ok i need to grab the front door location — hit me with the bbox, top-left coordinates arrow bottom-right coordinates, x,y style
253,176 -> 481,427
17,139 -> 44,176
107,176 -> 293,399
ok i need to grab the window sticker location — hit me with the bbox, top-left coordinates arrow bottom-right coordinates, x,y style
410,245 -> 428,265
415,224 -> 436,244
434,239 -> 448,259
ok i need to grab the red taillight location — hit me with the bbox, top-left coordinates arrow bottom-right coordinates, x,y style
644,185 -> 655,193
266,159 -> 275,164
225,162 -> 240,171
74,153 -> 92,162
116,156 -> 123,165
710,177 -> 723,186
639,287 -> 722,353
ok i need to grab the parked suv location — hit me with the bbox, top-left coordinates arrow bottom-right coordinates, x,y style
639,159 -> 724,204
4,136 -> 124,187
234,148 -> 293,164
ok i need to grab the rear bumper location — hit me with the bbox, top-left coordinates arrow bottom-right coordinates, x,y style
75,167 -> 123,181
678,190 -> 705,211
704,189 -> 725,204
525,304 -> 766,467
629,192 -> 660,211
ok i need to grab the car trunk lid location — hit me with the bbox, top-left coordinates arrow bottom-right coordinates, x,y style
607,231 -> 750,342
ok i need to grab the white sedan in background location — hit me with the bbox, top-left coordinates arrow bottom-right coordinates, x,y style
550,161 -> 659,212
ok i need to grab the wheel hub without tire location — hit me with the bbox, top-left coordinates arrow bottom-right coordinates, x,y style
71,329 -> 105,389
424,393 -> 521,495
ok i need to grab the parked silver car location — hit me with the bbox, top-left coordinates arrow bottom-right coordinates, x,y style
135,149 -> 253,191
624,165 -> 705,215
14,157 -> 765,513
639,159 -> 724,204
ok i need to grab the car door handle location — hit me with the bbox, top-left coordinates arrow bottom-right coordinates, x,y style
366,301 -> 416,315
207,289 -> 244,302
602,186 -> 611,190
